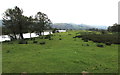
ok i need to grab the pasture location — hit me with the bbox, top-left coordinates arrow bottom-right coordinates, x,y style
2,30 -> 118,73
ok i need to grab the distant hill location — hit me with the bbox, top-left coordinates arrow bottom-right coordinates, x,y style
51,23 -> 108,30
93,25 -> 108,29
51,23 -> 94,30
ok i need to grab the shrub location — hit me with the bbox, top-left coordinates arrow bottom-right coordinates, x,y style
59,38 -> 62,40
39,42 -> 46,45
80,33 -> 120,44
105,42 -> 112,46
33,41 -> 38,43
73,37 -> 76,38
68,34 -> 72,35
49,38 -> 53,40
18,40 -> 28,44
73,35 -> 82,38
31,38 -> 35,40
84,39 -> 88,42
97,44 -> 104,47
6,50 -> 10,53
86,44 -> 89,46
75,35 -> 82,38
45,35 -> 51,39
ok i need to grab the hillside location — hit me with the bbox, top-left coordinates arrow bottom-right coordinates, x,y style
51,23 -> 94,30
51,23 -> 107,30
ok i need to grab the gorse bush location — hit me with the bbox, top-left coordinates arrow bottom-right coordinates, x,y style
18,40 -> 28,44
74,33 -> 120,44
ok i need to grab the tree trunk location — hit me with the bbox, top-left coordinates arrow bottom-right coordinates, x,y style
49,31 -> 51,35
43,31 -> 44,39
39,31 -> 42,36
13,32 -> 17,40
20,33 -> 24,39
30,32 -> 31,38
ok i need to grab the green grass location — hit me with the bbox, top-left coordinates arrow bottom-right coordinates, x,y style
2,30 -> 118,73
0,43 -> 2,74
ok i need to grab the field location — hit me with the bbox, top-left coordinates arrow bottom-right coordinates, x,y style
2,30 -> 118,73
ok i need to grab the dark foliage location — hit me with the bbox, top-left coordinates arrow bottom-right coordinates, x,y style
59,38 -> 62,40
39,42 -> 46,45
49,38 -> 53,40
45,35 -> 51,39
31,38 -> 35,40
108,23 -> 120,32
68,34 -> 72,35
97,44 -> 104,47
80,34 -> 120,44
73,35 -> 82,38
105,42 -> 112,46
18,40 -> 28,44
83,39 -> 88,42
6,50 -> 10,53
33,41 -> 38,43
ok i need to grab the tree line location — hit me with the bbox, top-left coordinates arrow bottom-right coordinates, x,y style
2,6 -> 52,40
107,23 -> 120,32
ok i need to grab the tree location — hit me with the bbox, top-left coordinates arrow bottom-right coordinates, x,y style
34,12 -> 52,36
27,16 -> 34,38
107,23 -> 120,32
2,6 -> 52,40
2,6 -> 29,39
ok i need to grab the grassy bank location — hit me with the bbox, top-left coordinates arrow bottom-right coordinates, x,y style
2,30 -> 118,73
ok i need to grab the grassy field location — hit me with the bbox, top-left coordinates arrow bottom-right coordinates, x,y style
2,30 -> 118,73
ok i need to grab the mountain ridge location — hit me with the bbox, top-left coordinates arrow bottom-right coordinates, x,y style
52,23 -> 108,30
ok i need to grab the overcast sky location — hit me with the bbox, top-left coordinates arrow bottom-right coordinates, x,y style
0,0 -> 119,26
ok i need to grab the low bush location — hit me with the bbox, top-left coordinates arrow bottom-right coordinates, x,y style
45,35 -> 51,39
39,42 -> 46,45
68,34 -> 72,35
59,38 -> 62,40
33,41 -> 38,43
18,40 -> 28,44
31,38 -> 35,40
97,44 -> 104,47
80,34 -> 120,44
105,42 -> 112,46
